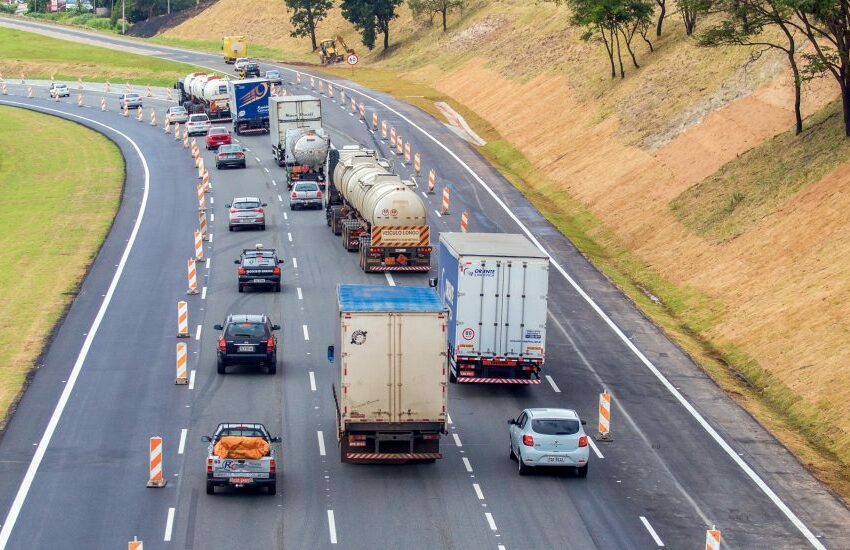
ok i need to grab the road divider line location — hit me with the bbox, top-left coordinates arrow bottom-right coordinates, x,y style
163,507 -> 175,542
288,232 -> 293,242
189,370 -> 196,390
205,258 -> 210,269
292,257 -> 298,268
587,437 -> 604,460
201,286 -> 207,300
473,483 -> 484,500
264,167 -> 269,173
434,210 -> 442,218
484,512 -> 497,531
272,179 -> 277,186
297,287 -> 303,300
178,429 -> 187,455
462,457 -> 472,472
278,194 -> 283,201
309,371 -> 316,392
545,375 -> 560,393
208,233 -> 214,243
385,273 -> 395,286
639,516 -> 665,547
303,325 -> 309,341
255,156 -> 261,162
317,431 -> 326,456
453,434 -> 462,447
447,413 -> 453,425
209,197 -> 214,204
0,103 -> 151,550
210,213 -> 214,222
283,212 -> 288,220
195,325 -> 202,341
327,510 -> 337,545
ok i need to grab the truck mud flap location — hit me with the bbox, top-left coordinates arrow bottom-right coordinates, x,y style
457,377 -> 542,384
345,453 -> 442,461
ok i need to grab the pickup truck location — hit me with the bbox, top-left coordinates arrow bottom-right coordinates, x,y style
203,423 -> 280,495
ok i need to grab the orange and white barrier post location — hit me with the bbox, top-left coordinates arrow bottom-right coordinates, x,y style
77,93 -> 83,107
53,90 -> 60,102
105,81 -> 111,93
164,118 -> 171,134
460,211 -> 469,232
318,80 -> 324,95
175,342 -> 188,385
1,83 -> 7,95
598,391 -> 612,440
413,153 -> 421,176
77,76 -> 83,89
310,76 -> 315,89
136,107 -> 144,121
125,82 -> 131,93
371,111 -> 378,131
328,83 -> 334,98
146,436 -> 167,488
27,86 -> 32,98
150,110 -> 157,126
199,209 -> 209,240
197,159 -> 206,180
396,135 -> 403,156
427,169 -> 436,194
177,300 -> 189,338
197,184 -> 206,211
187,258 -> 199,295
123,104 -> 129,117
166,88 -> 173,101
145,85 -> 152,97
296,72 -> 302,84
183,133 -> 189,148
340,89 -> 346,106
380,120 -> 387,140
359,102 -> 366,120
202,169 -> 211,193
194,229 -> 204,261
706,528 -> 721,550
441,187 -> 450,215
128,536 -> 143,550
183,127 -> 189,141
350,97 -> 357,114
20,72 -> 25,84
389,127 -> 397,148
404,142 -> 411,164
173,122 -> 181,140
100,97 -> 106,111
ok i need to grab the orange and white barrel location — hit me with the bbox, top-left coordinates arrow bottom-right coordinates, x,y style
598,391 -> 612,438
427,169 -> 436,194
706,529 -> 721,550
146,436 -> 167,488
176,342 -> 188,385
177,300 -> 189,337
380,120 -> 387,140
460,211 -> 469,232
389,127 -> 397,148
136,107 -> 144,121
413,153 -> 421,176
372,111 -> 378,131
404,142 -> 411,164
150,110 -> 157,126
187,258 -> 199,295
441,187 -> 450,215
194,229 -> 204,260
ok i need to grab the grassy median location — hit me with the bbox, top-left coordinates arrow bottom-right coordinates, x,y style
0,106 -> 123,429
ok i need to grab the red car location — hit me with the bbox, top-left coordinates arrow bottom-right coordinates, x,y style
205,127 -> 232,150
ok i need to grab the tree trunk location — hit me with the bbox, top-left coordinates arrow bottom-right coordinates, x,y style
601,25 -> 616,78
622,27 -> 640,68
656,0 -> 665,37
841,76 -> 850,138
442,6 -> 447,31
779,23 -> 802,135
384,24 -> 390,50
614,27 -> 625,78
309,12 -> 317,51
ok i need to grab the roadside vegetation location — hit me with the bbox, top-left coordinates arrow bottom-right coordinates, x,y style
0,106 -> 123,429
24,10 -> 122,33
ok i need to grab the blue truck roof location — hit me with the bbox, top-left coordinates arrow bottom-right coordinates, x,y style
338,284 -> 443,312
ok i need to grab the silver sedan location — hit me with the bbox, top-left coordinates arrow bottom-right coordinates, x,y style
227,197 -> 267,231
508,408 -> 590,477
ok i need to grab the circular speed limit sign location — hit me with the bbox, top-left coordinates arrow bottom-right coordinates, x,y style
347,53 -> 359,66
461,328 -> 475,340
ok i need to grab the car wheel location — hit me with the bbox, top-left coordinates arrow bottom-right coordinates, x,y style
268,362 -> 277,375
517,452 -> 530,476
238,284 -> 244,293
206,481 -> 215,495
274,284 -> 281,292
509,442 -> 517,461
268,482 -> 276,495
240,162 -> 246,169
228,225 -> 234,231
216,163 -> 221,169
217,360 -> 226,375
260,224 -> 266,231
576,464 -> 589,478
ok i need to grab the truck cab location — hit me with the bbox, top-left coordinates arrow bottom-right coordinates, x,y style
203,423 -> 280,495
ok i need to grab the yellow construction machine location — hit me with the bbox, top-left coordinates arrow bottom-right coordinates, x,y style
319,35 -> 355,65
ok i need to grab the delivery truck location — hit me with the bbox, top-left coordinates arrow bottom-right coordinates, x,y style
438,232 -> 550,384
269,95 -> 330,186
227,78 -> 271,135
329,284 -> 448,463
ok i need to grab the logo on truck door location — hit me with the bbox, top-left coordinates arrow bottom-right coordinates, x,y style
350,330 -> 367,345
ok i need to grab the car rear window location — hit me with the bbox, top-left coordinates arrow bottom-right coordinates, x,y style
225,322 -> 266,338
219,145 -> 243,153
209,128 -> 228,135
189,115 -> 209,122
219,428 -> 264,438
125,94 -> 140,99
171,107 -> 186,113
294,183 -> 319,192
242,257 -> 275,267
532,419 -> 580,435
233,200 -> 260,209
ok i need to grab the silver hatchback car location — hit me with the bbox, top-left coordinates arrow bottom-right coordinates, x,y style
508,408 -> 589,477
227,197 -> 267,231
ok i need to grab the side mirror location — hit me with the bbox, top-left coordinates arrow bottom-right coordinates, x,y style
213,324 -> 223,331
262,203 -> 268,207
507,419 -> 515,426
428,277 -> 438,288
234,259 -> 240,264
225,203 -> 231,208
271,437 -> 281,443
278,259 -> 284,264
327,345 -> 335,363
272,324 -> 280,330
201,436 -> 212,442
581,420 -> 587,426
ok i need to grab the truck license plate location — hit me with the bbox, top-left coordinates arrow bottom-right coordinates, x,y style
547,457 -> 567,463
238,345 -> 255,352
230,477 -> 252,484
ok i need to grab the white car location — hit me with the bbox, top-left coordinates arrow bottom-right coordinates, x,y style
48,83 -> 70,98
508,408 -> 590,477
186,113 -> 211,136
166,106 -> 189,124
234,57 -> 251,73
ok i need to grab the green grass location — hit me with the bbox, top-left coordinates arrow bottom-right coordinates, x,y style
671,100 -> 849,241
147,35 -> 287,63
0,26 -> 203,86
0,106 -> 123,429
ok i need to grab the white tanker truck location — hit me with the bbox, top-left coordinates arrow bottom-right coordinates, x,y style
325,145 -> 432,273
269,95 -> 330,187
175,72 -> 231,121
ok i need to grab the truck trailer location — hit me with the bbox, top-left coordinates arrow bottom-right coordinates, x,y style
269,95 -> 330,186
176,73 -> 231,121
222,36 -> 247,64
227,78 -> 271,135
439,232 -> 550,384
330,284 -> 448,463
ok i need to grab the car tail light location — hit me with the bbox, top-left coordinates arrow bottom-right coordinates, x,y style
238,267 -> 246,275
578,435 -> 588,448
229,208 -> 237,213
269,458 -> 276,474
255,208 -> 264,213
266,337 -> 275,352
217,336 -> 226,352
272,266 -> 281,275
522,434 -> 534,447
291,191 -> 297,199
207,458 -> 213,473
316,190 -> 323,198
237,152 -> 245,158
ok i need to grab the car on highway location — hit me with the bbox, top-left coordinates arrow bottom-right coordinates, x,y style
118,93 -> 143,110
264,69 -> 282,84
186,113 -> 211,136
216,143 -> 247,169
48,83 -> 70,98
240,62 -> 261,79
203,423 -> 280,495
205,126 -> 232,150
234,245 -> 283,292
227,197 -> 266,231
166,105 -> 189,124
234,57 -> 251,73
508,408 -> 589,477
213,314 -> 280,374
289,181 -> 323,210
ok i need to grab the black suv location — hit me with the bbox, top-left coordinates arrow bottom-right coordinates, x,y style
214,314 -> 280,374
235,245 -> 283,292
241,63 -> 261,78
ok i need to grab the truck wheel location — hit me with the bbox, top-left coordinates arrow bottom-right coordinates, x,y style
449,369 -> 457,384
576,464 -> 588,478
217,359 -> 226,375
268,482 -> 277,495
206,481 -> 215,495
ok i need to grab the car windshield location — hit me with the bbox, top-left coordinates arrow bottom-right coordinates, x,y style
225,322 -> 266,338
219,145 -> 243,153
532,419 -> 580,435
233,200 -> 260,209
294,183 -> 319,192
209,128 -> 228,135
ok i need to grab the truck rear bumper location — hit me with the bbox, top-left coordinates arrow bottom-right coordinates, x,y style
345,452 -> 442,461
457,377 -> 542,384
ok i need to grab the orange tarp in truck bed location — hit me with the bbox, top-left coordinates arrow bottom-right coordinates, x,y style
214,436 -> 270,459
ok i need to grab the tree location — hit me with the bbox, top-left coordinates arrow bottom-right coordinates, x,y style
341,0 -> 403,50
700,0 -> 804,133
655,0 -> 667,36
677,0 -> 712,34
286,0 -> 333,51
409,0 -> 465,31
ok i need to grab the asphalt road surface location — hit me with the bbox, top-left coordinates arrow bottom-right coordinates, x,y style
1,17 -> 849,550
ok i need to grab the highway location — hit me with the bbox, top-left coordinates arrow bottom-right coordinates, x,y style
1,17 -> 849,549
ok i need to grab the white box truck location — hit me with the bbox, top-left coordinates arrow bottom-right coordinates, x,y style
329,284 -> 448,463
269,95 -> 329,186
438,233 -> 550,384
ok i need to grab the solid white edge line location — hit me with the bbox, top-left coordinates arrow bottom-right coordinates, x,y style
434,210 -> 442,218
447,413 -> 453,425
317,431 -> 326,456
545,374 -> 560,393
309,371 -> 316,392
484,512 -> 497,531
278,194 -> 283,201
264,167 -> 269,173
587,437 -> 604,460
452,433 -> 462,447
327,510 -> 337,544
0,102 -> 150,550
639,516 -> 665,547
462,457 -> 472,473
164,507 -> 175,542
384,273 -> 395,286
195,324 -> 202,341
472,483 -> 484,500
208,233 -> 213,243
189,370 -> 196,390
303,325 -> 309,341
296,287 -> 303,300
271,71 -> 825,550
178,428 -> 188,455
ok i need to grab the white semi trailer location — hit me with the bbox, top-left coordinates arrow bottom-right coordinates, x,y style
268,95 -> 330,186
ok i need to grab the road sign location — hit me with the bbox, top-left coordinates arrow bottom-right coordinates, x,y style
347,54 -> 359,66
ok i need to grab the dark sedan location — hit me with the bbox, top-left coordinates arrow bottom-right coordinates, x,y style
216,143 -> 247,169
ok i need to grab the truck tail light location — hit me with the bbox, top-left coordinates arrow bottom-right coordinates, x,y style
349,435 -> 366,441
217,336 -> 226,352
207,458 -> 213,473
522,435 -> 534,447
422,434 -> 440,440
269,458 -> 276,473
238,267 -> 246,275
578,435 -> 588,448
272,266 -> 281,275
266,337 -> 275,352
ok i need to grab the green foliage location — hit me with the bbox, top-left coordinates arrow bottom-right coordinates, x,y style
408,0 -> 465,30
341,0 -> 403,50
0,3 -> 16,14
285,0 -> 333,51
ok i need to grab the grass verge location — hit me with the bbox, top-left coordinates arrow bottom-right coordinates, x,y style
0,106 -> 123,430
0,26 -> 201,86
147,35 -> 284,63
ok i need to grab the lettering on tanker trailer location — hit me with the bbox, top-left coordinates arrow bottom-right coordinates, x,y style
370,226 -> 430,247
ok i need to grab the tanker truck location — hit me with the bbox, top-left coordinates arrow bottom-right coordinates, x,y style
268,96 -> 330,187
176,73 -> 231,120
325,145 -> 432,273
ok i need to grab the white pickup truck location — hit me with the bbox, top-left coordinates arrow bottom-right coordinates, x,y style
202,423 -> 280,495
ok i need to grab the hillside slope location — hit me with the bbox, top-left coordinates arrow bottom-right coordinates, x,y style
159,0 -> 850,493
